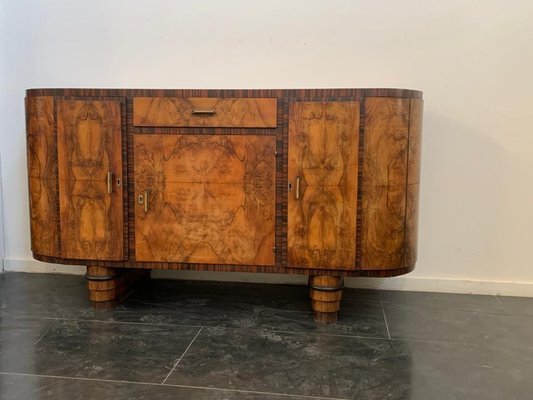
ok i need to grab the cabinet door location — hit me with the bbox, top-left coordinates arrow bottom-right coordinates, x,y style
134,134 -> 276,265
57,100 -> 123,260
288,102 -> 359,270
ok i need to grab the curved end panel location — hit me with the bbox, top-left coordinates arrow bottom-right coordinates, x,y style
354,264 -> 415,278
405,99 -> 423,267
360,97 -> 410,271
359,97 -> 423,273
26,96 -> 60,257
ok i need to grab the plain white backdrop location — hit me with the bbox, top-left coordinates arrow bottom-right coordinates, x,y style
1,0 -> 533,295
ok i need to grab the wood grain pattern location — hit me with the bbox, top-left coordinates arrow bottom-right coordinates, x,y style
405,184 -> 420,266
26,88 -> 423,280
288,102 -> 359,270
408,99 -> 423,184
360,98 -> 410,269
363,98 -> 410,186
28,177 -> 58,256
25,96 -> 59,256
134,134 -> 276,265
86,266 -> 149,308
405,99 -> 423,266
26,97 -> 56,180
309,275 -> 343,323
57,100 -> 123,260
133,97 -> 277,128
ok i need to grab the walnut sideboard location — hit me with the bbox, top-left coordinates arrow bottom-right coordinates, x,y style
25,88 -> 423,323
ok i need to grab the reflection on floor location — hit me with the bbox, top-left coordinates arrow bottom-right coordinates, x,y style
1,272 -> 532,399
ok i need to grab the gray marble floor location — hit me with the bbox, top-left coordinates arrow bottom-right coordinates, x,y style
1,272 -> 532,399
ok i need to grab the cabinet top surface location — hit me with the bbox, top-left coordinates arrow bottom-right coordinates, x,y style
25,87 -> 423,98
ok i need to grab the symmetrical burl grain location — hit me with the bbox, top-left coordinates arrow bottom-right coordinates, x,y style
361,97 -> 410,269
288,102 -> 359,270
57,100 -> 123,260
134,134 -> 276,265
26,96 -> 59,256
133,97 -> 277,128
26,88 -> 423,283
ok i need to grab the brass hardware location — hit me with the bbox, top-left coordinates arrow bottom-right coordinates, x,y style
144,190 -> 150,213
295,176 -> 300,200
107,171 -> 113,194
116,178 -> 121,188
138,194 -> 144,205
191,109 -> 216,115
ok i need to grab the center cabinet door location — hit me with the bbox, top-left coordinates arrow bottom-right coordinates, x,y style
288,102 -> 360,270
57,100 -> 124,260
134,134 -> 276,265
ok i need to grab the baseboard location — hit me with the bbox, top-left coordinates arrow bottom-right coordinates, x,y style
3,258 -> 533,297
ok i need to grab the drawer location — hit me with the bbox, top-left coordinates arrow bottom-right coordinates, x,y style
133,97 -> 277,128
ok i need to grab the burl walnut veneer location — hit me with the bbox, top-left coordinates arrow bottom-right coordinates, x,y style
25,88 -> 423,322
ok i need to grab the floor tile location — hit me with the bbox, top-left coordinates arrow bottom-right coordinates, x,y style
351,339 -> 533,400
3,272 -> 533,399
0,317 -> 200,383
82,280 -> 388,338
497,295 -> 533,316
0,373 -> 323,400
380,290 -> 505,314
0,272 -> 90,319
165,326 -> 533,400
0,373 -> 59,400
165,327 -> 387,398
383,301 -> 533,348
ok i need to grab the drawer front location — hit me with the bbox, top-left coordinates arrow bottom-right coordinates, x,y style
133,97 -> 277,128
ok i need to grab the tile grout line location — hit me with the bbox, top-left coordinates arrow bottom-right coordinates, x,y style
33,379 -> 62,393
265,329 -> 390,341
380,300 -> 391,340
33,328 -> 49,345
38,315 -> 389,341
6,314 -> 391,341
0,371 -> 346,400
162,326 -> 203,384
72,317 -> 203,329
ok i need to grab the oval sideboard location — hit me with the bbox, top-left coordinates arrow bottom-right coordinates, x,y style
25,88 -> 423,322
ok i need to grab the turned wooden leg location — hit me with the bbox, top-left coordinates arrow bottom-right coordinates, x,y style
85,266 -> 150,309
309,275 -> 343,323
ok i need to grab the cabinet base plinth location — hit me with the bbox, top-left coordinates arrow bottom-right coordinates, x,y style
309,275 -> 343,324
86,267 -> 149,309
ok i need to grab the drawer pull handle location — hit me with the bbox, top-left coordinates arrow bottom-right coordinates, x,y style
296,176 -> 300,200
191,109 -> 216,115
107,171 -> 113,194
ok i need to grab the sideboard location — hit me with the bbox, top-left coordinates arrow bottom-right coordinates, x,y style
25,88 -> 423,323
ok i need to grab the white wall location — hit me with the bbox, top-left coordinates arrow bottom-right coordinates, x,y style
1,0 -> 533,295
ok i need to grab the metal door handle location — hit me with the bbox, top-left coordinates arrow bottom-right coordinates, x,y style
295,176 -> 300,200
144,190 -> 150,213
107,171 -> 113,194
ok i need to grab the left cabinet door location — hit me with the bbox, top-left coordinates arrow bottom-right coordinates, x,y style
57,100 -> 124,260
